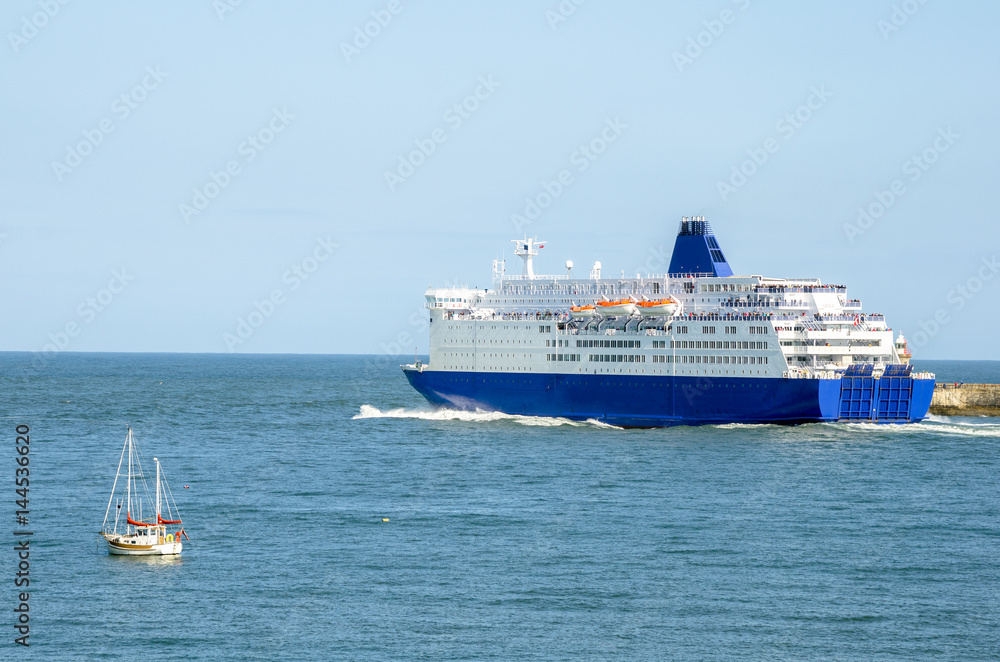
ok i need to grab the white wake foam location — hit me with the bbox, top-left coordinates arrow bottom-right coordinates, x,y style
920,416 -> 1000,437
829,418 -> 1000,438
711,422 -> 781,430
925,413 -> 998,426
353,404 -> 621,428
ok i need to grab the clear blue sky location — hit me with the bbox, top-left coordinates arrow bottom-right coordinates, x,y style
2,1 -> 997,359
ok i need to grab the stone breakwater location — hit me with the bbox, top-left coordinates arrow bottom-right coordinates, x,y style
930,383 -> 1000,417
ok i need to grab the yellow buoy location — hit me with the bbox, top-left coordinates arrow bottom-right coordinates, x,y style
382,518 -> 389,522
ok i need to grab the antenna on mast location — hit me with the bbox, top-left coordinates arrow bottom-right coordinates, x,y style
512,236 -> 545,279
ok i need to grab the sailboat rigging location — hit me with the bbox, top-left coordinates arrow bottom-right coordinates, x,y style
100,427 -> 187,556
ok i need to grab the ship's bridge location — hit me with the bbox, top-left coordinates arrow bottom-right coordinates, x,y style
425,288 -> 484,313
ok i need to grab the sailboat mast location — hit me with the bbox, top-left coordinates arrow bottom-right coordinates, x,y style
155,457 -> 161,523
126,428 -> 133,529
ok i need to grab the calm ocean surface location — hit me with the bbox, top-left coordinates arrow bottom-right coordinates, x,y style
1,353 -> 998,660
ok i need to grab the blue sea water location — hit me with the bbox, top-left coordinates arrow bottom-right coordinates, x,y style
1,353 -> 999,660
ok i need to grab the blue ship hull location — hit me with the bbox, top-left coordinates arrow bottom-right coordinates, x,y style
402,369 -> 935,427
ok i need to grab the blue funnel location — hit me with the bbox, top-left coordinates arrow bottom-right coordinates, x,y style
667,216 -> 734,277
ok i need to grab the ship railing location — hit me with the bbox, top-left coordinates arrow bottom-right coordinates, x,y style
721,301 -> 808,308
783,369 -> 839,380
720,302 -> 870,312
498,274 -> 573,281
783,367 -> 934,381
443,311 -> 573,322
441,310 -> 886,325
677,314 -> 815,322
771,314 -> 886,324
754,286 -> 847,294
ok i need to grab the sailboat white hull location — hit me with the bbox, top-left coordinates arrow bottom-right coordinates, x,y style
104,534 -> 182,556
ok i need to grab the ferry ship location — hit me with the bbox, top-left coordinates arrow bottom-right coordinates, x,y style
402,217 -> 934,426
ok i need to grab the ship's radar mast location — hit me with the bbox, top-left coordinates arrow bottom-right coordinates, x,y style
512,237 -> 545,279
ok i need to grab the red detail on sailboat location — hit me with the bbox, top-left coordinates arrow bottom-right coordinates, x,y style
127,512 -> 151,527
158,514 -> 181,525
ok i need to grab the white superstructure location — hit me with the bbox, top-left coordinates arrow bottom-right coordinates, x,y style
418,233 -> 903,381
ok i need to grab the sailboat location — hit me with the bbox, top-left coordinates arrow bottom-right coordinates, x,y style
100,427 -> 187,556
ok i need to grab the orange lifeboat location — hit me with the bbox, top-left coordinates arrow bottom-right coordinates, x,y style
596,299 -> 637,316
569,304 -> 596,319
636,297 -> 678,316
